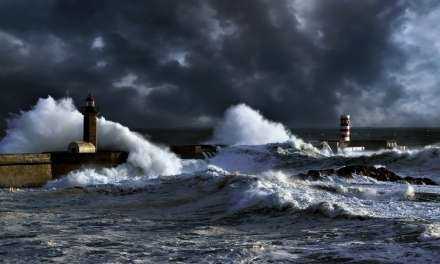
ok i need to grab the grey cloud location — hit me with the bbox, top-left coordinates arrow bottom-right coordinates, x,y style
0,0 -> 438,129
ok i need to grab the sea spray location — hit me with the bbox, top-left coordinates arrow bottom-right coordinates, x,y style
0,97 -> 82,153
210,104 -> 290,145
98,117 -> 181,176
228,170 -> 372,218
0,96 -> 182,183
210,103 -> 317,152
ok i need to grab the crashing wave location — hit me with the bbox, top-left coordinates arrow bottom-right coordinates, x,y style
209,103 -> 318,153
0,96 -> 183,185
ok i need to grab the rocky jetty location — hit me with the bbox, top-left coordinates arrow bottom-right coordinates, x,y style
298,165 -> 437,186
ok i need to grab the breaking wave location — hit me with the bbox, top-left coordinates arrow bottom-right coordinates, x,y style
210,104 -> 316,152
211,103 -> 291,145
225,170 -> 435,220
3,100 -> 440,264
0,97 -> 182,179
2,96 -> 440,223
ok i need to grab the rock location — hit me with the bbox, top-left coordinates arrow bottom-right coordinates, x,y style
336,165 -> 401,181
298,165 -> 437,186
297,169 -> 335,181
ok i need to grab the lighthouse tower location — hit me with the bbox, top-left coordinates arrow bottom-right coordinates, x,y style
339,114 -> 351,143
82,94 -> 99,148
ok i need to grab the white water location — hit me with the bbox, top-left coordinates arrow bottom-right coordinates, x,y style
210,103 -> 318,155
227,169 -> 440,220
419,223 -> 440,241
2,97 -> 440,223
0,97 -> 182,183
0,99 -> 318,188
210,104 -> 290,145
2,100 -> 440,264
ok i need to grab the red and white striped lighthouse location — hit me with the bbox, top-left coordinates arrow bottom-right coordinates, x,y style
340,115 -> 351,143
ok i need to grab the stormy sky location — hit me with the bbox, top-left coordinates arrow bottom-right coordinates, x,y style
0,0 -> 439,128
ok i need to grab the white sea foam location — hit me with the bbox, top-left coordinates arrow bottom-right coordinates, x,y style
210,104 -> 316,151
404,184 -> 416,199
211,104 -> 290,145
227,169 -> 440,220
0,98 -> 329,188
2,96 -> 440,224
0,97 -> 83,153
419,223 -> 440,241
46,165 -> 145,188
209,145 -> 281,174
0,96 -> 182,187
228,170 -> 376,219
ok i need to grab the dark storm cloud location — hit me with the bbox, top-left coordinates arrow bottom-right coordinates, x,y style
0,0 -> 437,128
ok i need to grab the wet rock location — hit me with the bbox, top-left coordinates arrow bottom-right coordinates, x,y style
298,165 -> 437,186
336,165 -> 401,181
297,169 -> 336,181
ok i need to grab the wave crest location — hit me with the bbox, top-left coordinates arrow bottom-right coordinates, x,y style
0,96 -> 182,182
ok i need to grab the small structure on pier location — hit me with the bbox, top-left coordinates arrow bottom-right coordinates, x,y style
319,115 -> 406,153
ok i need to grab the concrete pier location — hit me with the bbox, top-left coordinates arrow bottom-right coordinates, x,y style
0,154 -> 52,188
0,144 -> 221,188
321,139 -> 405,153
317,114 -> 407,153
170,145 -> 219,159
0,151 -> 128,188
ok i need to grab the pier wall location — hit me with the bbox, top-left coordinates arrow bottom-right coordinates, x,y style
0,154 -> 52,188
170,145 -> 219,159
0,145 -> 221,188
50,151 -> 128,178
0,151 -> 128,188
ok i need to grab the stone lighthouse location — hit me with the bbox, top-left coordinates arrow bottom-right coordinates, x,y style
82,94 -> 99,148
68,94 -> 99,153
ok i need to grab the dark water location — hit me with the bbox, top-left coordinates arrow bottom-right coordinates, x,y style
1,128 -> 440,263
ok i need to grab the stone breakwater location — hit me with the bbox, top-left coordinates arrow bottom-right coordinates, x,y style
298,165 -> 437,185
0,151 -> 128,188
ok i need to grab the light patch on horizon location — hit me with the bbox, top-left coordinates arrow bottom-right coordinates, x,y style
91,36 -> 105,50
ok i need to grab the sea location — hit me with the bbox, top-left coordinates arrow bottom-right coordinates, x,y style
0,98 -> 440,263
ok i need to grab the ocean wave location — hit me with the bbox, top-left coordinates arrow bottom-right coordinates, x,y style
208,103 -> 318,153
43,164 -> 440,222
0,96 -> 182,179
2,96 -> 440,224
